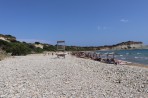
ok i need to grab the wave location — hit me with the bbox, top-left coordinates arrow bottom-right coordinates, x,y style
96,49 -> 148,65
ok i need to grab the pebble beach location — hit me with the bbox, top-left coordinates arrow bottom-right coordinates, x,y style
0,54 -> 148,98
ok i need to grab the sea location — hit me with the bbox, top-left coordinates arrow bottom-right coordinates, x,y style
96,49 -> 148,65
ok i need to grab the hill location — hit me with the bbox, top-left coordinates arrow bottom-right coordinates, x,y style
0,34 -> 16,42
0,34 -> 56,56
67,41 -> 144,51
103,41 -> 143,50
0,34 -> 145,56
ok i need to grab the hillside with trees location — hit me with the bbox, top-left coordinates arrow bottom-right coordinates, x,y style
0,34 -> 144,56
0,34 -> 56,56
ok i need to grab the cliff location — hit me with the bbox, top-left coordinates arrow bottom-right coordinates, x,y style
142,45 -> 148,49
102,41 -> 143,50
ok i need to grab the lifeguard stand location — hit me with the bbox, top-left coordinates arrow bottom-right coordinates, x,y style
57,41 -> 65,51
56,41 -> 66,58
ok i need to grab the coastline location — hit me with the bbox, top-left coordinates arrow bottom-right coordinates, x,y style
126,62 -> 148,68
86,55 -> 148,69
72,51 -> 148,68
96,49 -> 148,67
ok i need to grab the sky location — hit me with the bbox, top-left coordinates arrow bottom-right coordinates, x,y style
0,0 -> 148,46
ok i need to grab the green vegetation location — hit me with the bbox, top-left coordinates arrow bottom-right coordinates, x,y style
1,34 -> 143,56
0,38 -> 44,56
0,36 -> 97,56
35,42 -> 40,44
0,34 -> 59,56
43,45 -> 56,51
34,47 -> 43,53
8,43 -> 31,56
0,40 -> 12,51
4,34 -> 16,39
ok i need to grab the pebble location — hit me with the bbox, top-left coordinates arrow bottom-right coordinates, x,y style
0,54 -> 147,97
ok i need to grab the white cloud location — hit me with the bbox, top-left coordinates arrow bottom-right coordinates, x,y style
120,19 -> 128,23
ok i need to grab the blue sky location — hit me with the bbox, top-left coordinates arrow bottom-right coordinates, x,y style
0,0 -> 148,46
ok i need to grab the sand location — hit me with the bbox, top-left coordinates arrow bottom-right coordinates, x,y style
0,54 -> 148,98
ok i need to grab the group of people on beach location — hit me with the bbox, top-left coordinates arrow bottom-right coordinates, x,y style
71,51 -> 124,65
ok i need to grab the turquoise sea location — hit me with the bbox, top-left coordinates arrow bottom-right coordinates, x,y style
96,49 -> 148,65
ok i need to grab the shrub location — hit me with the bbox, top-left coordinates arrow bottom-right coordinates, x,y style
43,45 -> 56,51
34,47 -> 43,53
9,43 -> 31,56
35,42 -> 40,44
0,40 -> 12,51
0,39 -> 9,46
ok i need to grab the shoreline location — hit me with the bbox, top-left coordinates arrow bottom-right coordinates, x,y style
71,51 -> 148,69
126,62 -> 148,68
87,56 -> 148,69
1,52 -> 148,69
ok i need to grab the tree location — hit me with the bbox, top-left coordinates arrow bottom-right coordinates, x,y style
9,43 -> 31,56
35,42 -> 40,44
34,47 -> 43,53
43,45 -> 56,51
